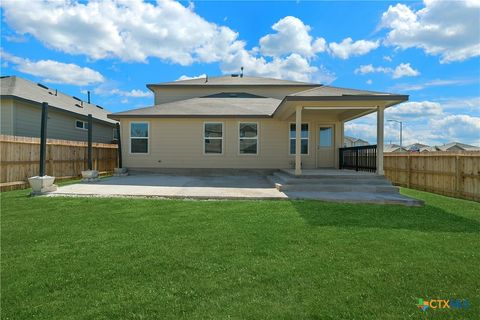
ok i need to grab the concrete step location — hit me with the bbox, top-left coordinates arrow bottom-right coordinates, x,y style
275,183 -> 399,193
272,172 -> 392,186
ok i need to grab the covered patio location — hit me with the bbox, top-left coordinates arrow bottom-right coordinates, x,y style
273,86 -> 408,176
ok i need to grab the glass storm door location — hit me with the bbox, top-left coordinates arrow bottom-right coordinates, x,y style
317,125 -> 335,168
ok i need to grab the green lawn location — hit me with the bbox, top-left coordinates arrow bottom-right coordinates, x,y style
1,187 -> 479,319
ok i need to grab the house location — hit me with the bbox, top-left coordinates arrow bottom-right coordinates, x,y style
0,75 -> 117,143
406,142 -> 429,152
343,136 -> 369,148
109,75 -> 408,176
419,146 -> 437,152
435,142 -> 480,152
384,144 -> 408,153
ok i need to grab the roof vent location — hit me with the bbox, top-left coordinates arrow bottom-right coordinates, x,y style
96,104 -> 103,109
73,96 -> 81,102
37,83 -> 49,89
231,74 -> 239,77
75,103 -> 82,108
0,76 -> 10,79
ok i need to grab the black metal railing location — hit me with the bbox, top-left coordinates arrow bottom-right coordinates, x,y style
339,145 -> 377,172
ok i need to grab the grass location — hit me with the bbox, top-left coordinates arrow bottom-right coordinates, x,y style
1,186 -> 479,319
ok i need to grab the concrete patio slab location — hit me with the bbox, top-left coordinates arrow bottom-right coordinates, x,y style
48,174 -> 288,200
46,173 -> 422,205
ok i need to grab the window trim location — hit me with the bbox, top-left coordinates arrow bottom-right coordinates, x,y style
75,119 -> 88,131
238,121 -> 259,155
203,122 -> 224,155
288,122 -> 310,156
129,121 -> 150,155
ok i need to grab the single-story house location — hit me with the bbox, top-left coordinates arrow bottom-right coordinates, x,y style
406,142 -> 429,152
384,144 -> 408,153
344,136 -> 369,148
435,142 -> 480,152
0,75 -> 117,143
109,75 -> 408,176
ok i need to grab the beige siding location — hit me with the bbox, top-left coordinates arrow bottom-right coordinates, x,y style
11,100 -> 114,143
0,98 -> 15,135
152,86 -> 315,104
121,114 -> 342,169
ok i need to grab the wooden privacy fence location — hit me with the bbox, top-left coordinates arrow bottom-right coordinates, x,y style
384,152 -> 480,202
0,135 -> 118,191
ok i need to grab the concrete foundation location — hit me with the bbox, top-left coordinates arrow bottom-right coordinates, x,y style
81,170 -> 99,182
28,176 -> 58,195
113,168 -> 129,176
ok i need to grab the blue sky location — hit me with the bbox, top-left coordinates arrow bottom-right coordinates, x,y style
1,0 -> 479,146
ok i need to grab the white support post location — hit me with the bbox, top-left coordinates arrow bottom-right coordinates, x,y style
295,105 -> 302,176
376,106 -> 384,175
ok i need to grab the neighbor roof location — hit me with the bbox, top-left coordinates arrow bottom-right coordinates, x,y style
109,96 -> 281,118
147,75 -> 319,88
436,142 -> 480,151
0,76 -> 116,124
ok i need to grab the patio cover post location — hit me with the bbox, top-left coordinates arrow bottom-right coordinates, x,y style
295,105 -> 302,176
376,106 -> 384,175
116,122 -> 122,168
39,102 -> 48,176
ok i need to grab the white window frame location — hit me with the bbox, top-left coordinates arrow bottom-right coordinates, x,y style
75,119 -> 88,130
129,121 -> 149,155
203,122 -> 224,155
289,122 -> 310,155
238,122 -> 259,155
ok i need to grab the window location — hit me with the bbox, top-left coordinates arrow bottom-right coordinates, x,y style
289,123 -> 309,154
204,122 -> 223,154
113,127 -> 119,140
319,127 -> 333,147
239,122 -> 258,154
130,122 -> 149,154
75,120 -> 89,130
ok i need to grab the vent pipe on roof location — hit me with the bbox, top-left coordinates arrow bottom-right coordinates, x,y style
205,75 -> 208,83
87,91 -> 91,103
241,66 -> 244,78
55,89 -> 57,96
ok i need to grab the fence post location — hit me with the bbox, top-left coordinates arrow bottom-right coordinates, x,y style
455,155 -> 460,198
87,114 -> 93,170
355,148 -> 359,171
407,154 -> 411,188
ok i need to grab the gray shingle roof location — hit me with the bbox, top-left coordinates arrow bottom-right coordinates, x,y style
148,75 -> 319,87
109,96 -> 281,118
289,85 -> 398,97
0,76 -> 116,124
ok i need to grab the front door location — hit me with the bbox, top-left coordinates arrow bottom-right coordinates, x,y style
317,125 -> 335,168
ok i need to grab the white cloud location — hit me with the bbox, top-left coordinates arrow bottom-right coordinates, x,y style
328,37 -> 379,59
259,16 -> 326,57
391,78 -> 477,91
90,85 -> 152,98
345,100 -> 480,146
392,63 -> 420,79
380,0 -> 480,63
177,74 -> 207,81
1,51 -> 104,85
386,101 -> 443,120
0,0 -> 241,65
431,115 -> 480,145
438,96 -> 480,112
221,52 -> 336,84
355,64 -> 391,75
355,62 -> 419,79
366,79 -> 373,85
383,55 -> 392,62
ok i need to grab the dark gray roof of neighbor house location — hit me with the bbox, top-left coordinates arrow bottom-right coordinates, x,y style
288,85 -> 404,98
147,75 -> 319,87
0,76 -> 116,124
109,96 -> 281,118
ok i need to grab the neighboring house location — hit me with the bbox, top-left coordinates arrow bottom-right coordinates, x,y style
419,146 -> 438,152
343,136 -> 369,147
435,142 -> 480,152
384,144 -> 408,153
109,75 -> 408,175
406,142 -> 429,152
0,76 -> 117,143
